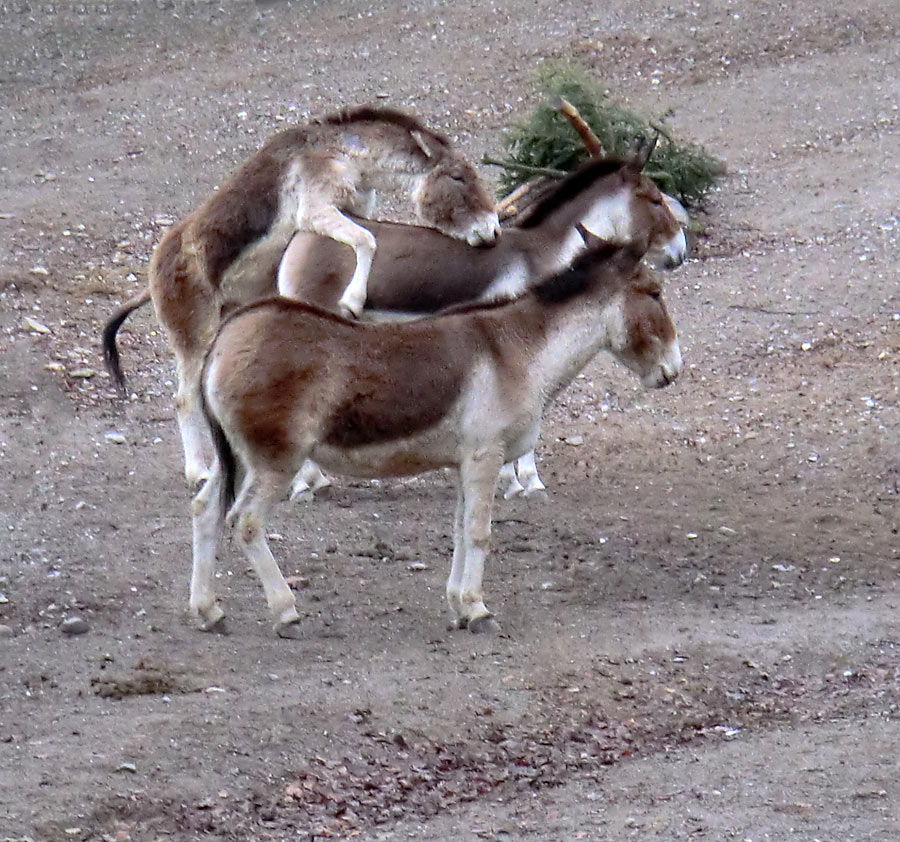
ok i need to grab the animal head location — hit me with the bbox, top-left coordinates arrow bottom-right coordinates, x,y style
412,147 -> 501,246
568,138 -> 686,271
581,160 -> 686,271
576,226 -> 682,389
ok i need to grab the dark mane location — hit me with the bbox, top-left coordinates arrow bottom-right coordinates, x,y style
321,105 -> 450,148
532,242 -> 629,304
436,241 -> 639,315
516,158 -> 628,230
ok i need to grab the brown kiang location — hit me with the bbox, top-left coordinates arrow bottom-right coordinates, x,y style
190,228 -> 682,638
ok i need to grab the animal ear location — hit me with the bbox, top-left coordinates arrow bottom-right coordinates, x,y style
629,133 -> 659,170
575,222 -> 604,248
411,130 -> 443,160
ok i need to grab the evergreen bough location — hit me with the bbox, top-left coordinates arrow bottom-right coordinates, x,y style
496,62 -> 725,208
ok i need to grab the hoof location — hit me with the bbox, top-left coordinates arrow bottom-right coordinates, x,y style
522,480 -> 547,496
187,473 -> 209,495
502,482 -> 525,500
276,619 -> 304,640
338,300 -> 363,320
468,614 -> 501,635
289,485 -> 314,503
448,616 -> 469,631
199,605 -> 227,633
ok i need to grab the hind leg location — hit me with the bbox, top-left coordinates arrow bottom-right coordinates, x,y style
150,232 -> 221,489
190,461 -> 226,630
230,468 -> 302,637
175,352 -> 213,490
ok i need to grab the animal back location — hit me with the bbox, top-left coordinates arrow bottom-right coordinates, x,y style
191,129 -> 305,285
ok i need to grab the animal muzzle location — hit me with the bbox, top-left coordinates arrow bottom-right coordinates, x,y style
649,228 -> 687,271
464,210 -> 502,246
642,339 -> 683,389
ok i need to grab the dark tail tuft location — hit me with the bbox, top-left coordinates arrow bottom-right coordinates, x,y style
199,378 -> 237,517
101,289 -> 152,394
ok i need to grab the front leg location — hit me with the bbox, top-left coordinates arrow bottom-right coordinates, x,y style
498,461 -> 525,500
303,205 -> 376,318
449,449 -> 504,633
289,460 -> 332,502
515,450 -> 546,496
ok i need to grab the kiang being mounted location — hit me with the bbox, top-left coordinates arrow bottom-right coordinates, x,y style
103,106 -> 499,488
190,229 -> 682,638
276,145 -> 687,498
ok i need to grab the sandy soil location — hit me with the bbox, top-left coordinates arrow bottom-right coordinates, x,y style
1,1 -> 898,840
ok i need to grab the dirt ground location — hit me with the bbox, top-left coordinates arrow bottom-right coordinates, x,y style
1,1 -> 899,840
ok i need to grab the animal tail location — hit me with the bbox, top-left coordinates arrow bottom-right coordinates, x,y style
101,288 -> 152,393
198,366 -> 237,519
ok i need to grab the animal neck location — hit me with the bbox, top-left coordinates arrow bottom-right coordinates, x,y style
536,295 -> 620,404
504,265 -> 623,405
519,181 -> 634,277
576,187 -> 633,241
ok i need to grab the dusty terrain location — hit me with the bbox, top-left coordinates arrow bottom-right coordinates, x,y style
1,1 -> 898,840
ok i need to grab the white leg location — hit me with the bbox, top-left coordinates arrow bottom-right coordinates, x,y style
175,356 -> 210,489
349,186 -> 377,218
231,471 -> 302,637
498,461 -> 525,499
190,463 -> 226,630
516,450 -> 546,496
455,449 -> 503,633
446,485 -> 466,624
289,460 -> 332,502
304,206 -> 377,318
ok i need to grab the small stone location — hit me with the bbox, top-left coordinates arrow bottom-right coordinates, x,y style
116,762 -> 137,773
28,266 -> 50,276
70,368 -> 95,379
23,316 -> 51,334
0,624 -> 14,637
408,562 -> 428,571
564,434 -> 584,446
60,616 -> 90,635
104,432 -> 127,445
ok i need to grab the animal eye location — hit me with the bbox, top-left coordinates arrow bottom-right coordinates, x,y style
650,290 -> 661,300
